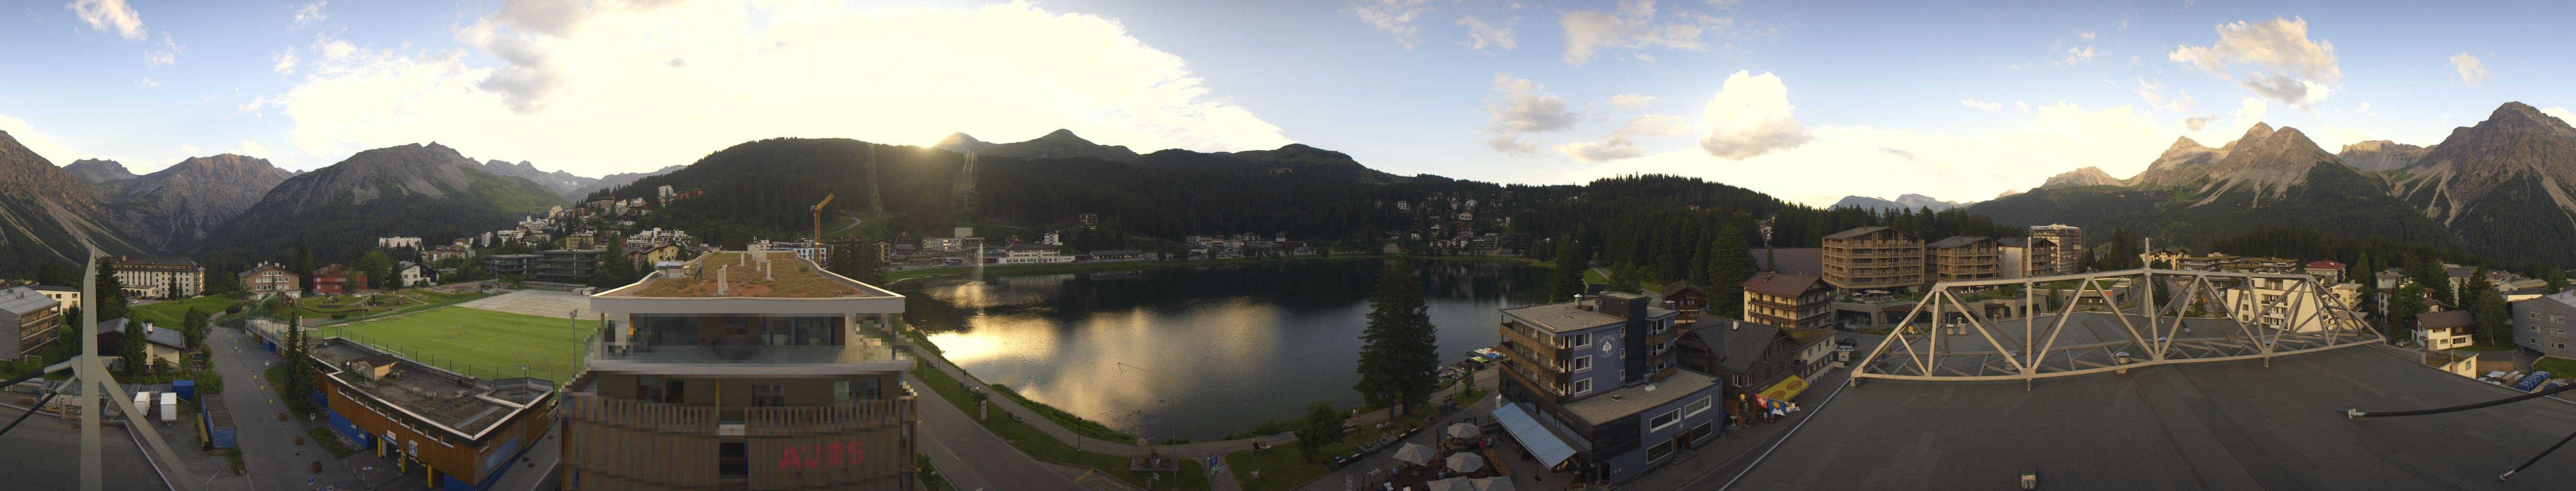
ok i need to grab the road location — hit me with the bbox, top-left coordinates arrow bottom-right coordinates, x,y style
908,374 -> 1086,491
207,326 -> 377,491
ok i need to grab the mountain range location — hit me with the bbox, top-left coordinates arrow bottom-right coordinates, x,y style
1829,194 -> 1963,211
480,159 -> 599,198
1974,102 -> 2576,267
100,154 -> 296,250
0,131 -> 142,274
195,142 -> 566,262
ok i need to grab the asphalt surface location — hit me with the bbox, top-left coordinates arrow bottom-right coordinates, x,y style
207,327 -> 382,491
908,374 -> 1088,491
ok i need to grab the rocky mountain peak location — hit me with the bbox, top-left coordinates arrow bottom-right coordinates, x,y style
2042,166 -> 2125,188
2336,140 -> 2428,172
932,132 -> 997,154
1039,129 -> 1085,140
64,158 -> 138,183
2242,122 -> 2276,140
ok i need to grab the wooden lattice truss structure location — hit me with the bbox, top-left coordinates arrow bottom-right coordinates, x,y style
1852,268 -> 2383,383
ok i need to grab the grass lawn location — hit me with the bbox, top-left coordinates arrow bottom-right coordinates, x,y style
318,306 -> 592,383
130,296 -> 242,327
2534,356 -> 2576,376
300,290 -> 493,324
308,427 -> 358,458
1224,409 -> 1437,491
913,358 -> 1207,491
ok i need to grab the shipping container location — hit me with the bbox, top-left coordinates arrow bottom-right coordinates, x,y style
200,393 -> 236,449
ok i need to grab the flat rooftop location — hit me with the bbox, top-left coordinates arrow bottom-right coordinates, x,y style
1562,369 -> 1716,424
313,339 -> 552,439
603,251 -> 887,298
1734,346 -> 2576,490
1502,297 -> 1677,334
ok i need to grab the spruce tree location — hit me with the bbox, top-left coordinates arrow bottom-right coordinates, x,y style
1705,224 -> 1754,319
92,257 -> 127,323
1548,239 -> 1587,302
1353,259 -> 1438,415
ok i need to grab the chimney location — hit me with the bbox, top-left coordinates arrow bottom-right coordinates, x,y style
716,266 -> 728,295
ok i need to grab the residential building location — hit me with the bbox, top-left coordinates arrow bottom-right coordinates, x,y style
2221,276 -> 2352,333
571,251 -> 915,490
1679,320 -> 1832,424
997,244 -> 1074,264
0,286 -> 63,362
1655,281 -> 1706,326
31,285 -> 79,309
2241,257 -> 2299,273
396,262 -> 439,288
656,185 -> 676,205
1996,237 -> 2057,279
1783,328 -> 1842,378
424,245 -> 475,263
2331,283 -> 2363,310
239,262 -> 302,298
108,256 -> 205,300
2514,292 -> 2576,358
486,254 -> 540,279
564,232 -> 600,250
1076,213 -> 1101,230
1494,292 -> 1717,483
538,249 -> 606,284
1740,272 -> 1832,329
311,264 -> 368,296
1820,227 -> 1923,291
1086,249 -> 1148,261
2027,224 -> 2083,275
2304,260 -> 2348,283
95,319 -> 184,369
626,228 -> 693,249
303,337 -> 555,491
2416,310 -> 2475,351
1925,236 -> 2000,285
379,236 -> 425,249
626,243 -> 689,268
2176,253 -> 2239,271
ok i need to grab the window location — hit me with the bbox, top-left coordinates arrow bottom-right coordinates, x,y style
752,384 -> 786,407
1572,379 -> 1593,396
1685,397 -> 1713,417
2557,316 -> 2567,324
1646,439 -> 1676,462
719,442 -> 748,477
1649,409 -> 1682,432
1571,333 -> 1591,348
1573,356 -> 1593,373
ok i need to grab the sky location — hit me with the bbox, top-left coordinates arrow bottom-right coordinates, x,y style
5,0 -> 2575,206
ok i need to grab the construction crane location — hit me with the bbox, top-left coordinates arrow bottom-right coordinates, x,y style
812,193 -> 836,243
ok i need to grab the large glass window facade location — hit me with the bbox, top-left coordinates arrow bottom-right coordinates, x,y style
631,314 -> 844,348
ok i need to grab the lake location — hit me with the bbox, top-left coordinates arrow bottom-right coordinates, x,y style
897,258 -> 1548,441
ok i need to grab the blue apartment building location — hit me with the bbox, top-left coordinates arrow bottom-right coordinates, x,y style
1493,292 -> 1725,483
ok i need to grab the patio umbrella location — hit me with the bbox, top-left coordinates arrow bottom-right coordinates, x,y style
1470,477 -> 1516,491
1391,443 -> 1438,466
1446,422 -> 1479,439
1445,452 -> 1486,473
1423,477 -> 1472,491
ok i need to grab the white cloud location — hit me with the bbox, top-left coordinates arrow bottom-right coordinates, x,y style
68,0 -> 146,41
2076,30 -> 2096,41
2179,115 -> 2218,131
1697,70 -> 1812,160
135,77 -> 158,88
1608,93 -> 1653,108
2450,52 -> 2489,87
1561,0 -> 1729,65
274,1 -> 1292,176
2014,101 -> 2030,113
314,36 -> 359,61
2235,73 -> 2332,111
1553,113 -> 1688,162
1353,0 -> 1438,48
0,114 -> 90,165
2543,107 -> 2576,126
2061,46 -> 2099,64
179,144 -> 203,154
234,140 -> 276,158
289,1 -> 328,29
1566,102 -> 2172,206
271,49 -> 299,74
2168,17 -> 2341,109
1457,16 -> 1516,50
2133,80 -> 2198,112
1482,74 -> 1579,154
1960,98 -> 2001,111
144,34 -> 181,66
234,96 -> 269,116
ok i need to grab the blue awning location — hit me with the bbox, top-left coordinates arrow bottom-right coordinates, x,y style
1491,402 -> 1578,468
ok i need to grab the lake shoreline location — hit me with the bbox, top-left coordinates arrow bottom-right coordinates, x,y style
884,253 -> 1549,284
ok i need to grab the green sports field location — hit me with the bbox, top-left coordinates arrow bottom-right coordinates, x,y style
318,306 -> 596,384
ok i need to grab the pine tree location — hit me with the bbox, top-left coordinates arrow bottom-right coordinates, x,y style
1706,224 -> 1754,319
1548,239 -> 1587,302
1291,401 -> 1345,463
183,308 -> 208,351
92,257 -> 127,324
2389,282 -> 2428,338
1353,259 -> 1439,415
293,244 -> 316,292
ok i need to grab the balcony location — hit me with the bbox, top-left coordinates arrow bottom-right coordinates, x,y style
562,392 -> 913,436
589,341 -> 912,375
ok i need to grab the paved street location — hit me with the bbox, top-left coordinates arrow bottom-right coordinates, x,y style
909,374 -> 1089,491
207,326 -> 410,491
